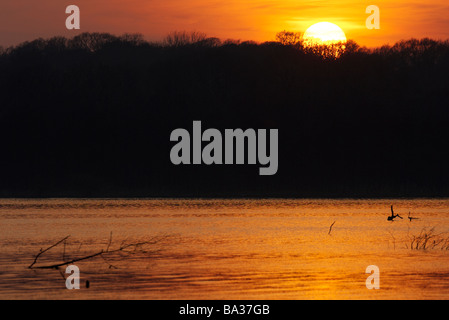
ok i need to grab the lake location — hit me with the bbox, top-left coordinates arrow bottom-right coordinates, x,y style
1,198 -> 449,299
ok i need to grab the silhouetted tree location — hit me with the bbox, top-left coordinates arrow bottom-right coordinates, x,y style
163,31 -> 208,47
119,33 -> 146,46
275,30 -> 303,46
222,39 -> 241,46
302,41 -> 347,59
69,32 -> 120,52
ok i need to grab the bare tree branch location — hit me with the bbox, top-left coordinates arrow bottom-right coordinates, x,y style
29,233 -> 170,270
28,235 -> 70,269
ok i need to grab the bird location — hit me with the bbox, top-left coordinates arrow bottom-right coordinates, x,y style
387,205 -> 403,221
408,212 -> 419,222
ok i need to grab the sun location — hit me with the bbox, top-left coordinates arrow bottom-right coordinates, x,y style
303,22 -> 347,46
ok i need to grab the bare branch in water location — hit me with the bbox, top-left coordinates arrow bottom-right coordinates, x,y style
32,250 -> 105,269
62,238 -> 67,262
405,227 -> 449,250
28,235 -> 70,269
328,221 -> 336,235
106,231 -> 113,252
29,233 -> 169,270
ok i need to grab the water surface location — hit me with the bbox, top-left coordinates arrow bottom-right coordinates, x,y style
1,198 -> 449,299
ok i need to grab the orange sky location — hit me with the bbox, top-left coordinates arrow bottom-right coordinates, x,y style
1,0 -> 449,48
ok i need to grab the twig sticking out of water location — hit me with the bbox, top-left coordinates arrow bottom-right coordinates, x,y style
408,212 -> 419,222
106,231 -> 113,252
62,238 -> 67,262
407,227 -> 449,250
328,221 -> 336,235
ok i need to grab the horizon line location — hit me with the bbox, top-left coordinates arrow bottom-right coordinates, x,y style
2,31 -> 449,51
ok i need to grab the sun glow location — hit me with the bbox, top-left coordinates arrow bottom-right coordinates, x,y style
302,22 -> 347,47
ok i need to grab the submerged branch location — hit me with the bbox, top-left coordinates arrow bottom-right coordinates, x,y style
32,250 -> 105,269
28,235 -> 70,269
29,233 -> 169,270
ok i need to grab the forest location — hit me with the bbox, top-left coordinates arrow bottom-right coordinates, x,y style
0,32 -> 448,197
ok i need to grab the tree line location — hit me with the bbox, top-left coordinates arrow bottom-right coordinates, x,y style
0,32 -> 448,197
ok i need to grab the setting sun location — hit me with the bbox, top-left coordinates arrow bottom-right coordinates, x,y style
303,22 -> 347,46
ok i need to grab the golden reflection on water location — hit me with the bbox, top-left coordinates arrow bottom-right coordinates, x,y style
1,198 -> 449,299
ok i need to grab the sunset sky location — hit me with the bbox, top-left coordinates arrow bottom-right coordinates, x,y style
1,0 -> 449,48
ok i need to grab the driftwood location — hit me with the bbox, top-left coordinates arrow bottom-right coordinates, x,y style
28,232 -> 167,270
